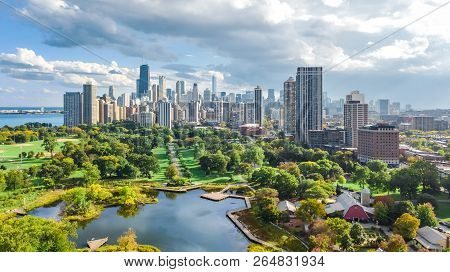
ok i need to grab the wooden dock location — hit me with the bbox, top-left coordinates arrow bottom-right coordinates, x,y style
87,237 -> 108,251
201,192 -> 229,201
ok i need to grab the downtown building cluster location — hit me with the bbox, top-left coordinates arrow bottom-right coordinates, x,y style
64,65 -> 410,167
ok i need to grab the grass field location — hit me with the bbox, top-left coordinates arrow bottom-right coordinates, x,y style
178,148 -> 243,184
0,138 -> 79,169
151,147 -> 171,182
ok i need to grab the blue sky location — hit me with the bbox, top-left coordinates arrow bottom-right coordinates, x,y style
0,0 -> 449,108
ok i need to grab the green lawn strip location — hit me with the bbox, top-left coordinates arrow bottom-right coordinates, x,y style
178,148 -> 243,184
152,147 -> 170,182
436,202 -> 450,222
0,138 -> 79,170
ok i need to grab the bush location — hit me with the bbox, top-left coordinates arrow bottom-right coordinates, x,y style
416,193 -> 438,208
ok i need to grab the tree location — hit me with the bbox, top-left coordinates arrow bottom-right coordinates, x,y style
273,170 -> 299,199
442,176 -> 450,199
391,168 -> 420,200
39,163 -> 65,181
340,233 -> 354,252
60,157 -> 77,177
380,235 -> 407,252
416,193 -> 438,208
298,161 -> 321,178
350,223 -> 366,245
119,186 -> 138,206
0,216 -> 76,252
128,154 -> 159,178
278,162 -> 301,179
249,166 -> 278,188
5,169 -> 29,190
81,162 -> 101,185
0,170 -> 5,191
241,145 -> 265,166
409,160 -> 440,193
296,199 -> 326,225
236,163 -> 253,177
87,184 -> 112,202
165,164 -> 179,181
42,133 -> 57,158
304,180 -> 335,200
118,228 -> 138,252
374,202 -> 390,225
95,155 -> 119,178
416,203 -> 438,227
351,165 -> 371,189
393,213 -> 420,240
64,188 -> 91,215
326,217 -> 352,244
255,188 -> 280,223
227,150 -> 242,171
117,159 -> 140,179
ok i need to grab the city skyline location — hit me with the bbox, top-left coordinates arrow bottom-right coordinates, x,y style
0,1 -> 450,108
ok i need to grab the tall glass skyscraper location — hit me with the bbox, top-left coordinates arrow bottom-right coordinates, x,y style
138,65 -> 150,98
254,86 -> 263,127
212,75 -> 217,94
296,67 -> 323,145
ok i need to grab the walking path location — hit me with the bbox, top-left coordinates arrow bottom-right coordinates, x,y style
167,144 -> 183,177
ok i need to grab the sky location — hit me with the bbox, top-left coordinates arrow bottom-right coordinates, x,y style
0,0 -> 449,109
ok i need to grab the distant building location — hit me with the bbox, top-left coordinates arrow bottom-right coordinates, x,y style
203,88 -> 212,103
376,99 -> 390,116
212,74 -> 217,94
268,88 -> 275,103
188,101 -> 200,124
344,91 -> 368,147
82,83 -> 98,125
239,124 -> 265,137
138,112 -> 155,127
138,65 -> 150,98
283,77 -> 296,135
158,76 -> 167,101
108,86 -> 115,100
192,83 -> 199,101
434,119 -> 449,131
296,67 -> 322,144
254,86 -> 263,127
308,128 -> 346,149
412,116 -> 435,131
357,124 -> 399,167
157,101 -> 172,128
63,92 -> 83,127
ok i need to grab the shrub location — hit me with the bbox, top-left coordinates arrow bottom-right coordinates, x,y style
416,193 -> 438,208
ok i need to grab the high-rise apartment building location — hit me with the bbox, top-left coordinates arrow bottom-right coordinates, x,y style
254,86 -> 263,127
357,124 -> 399,167
158,76 -> 166,101
268,89 -> 275,103
344,91 -> 368,147
188,101 -> 200,124
192,83 -> 199,101
138,65 -> 150,98
203,88 -> 212,103
157,101 -> 172,129
296,67 -> 323,144
63,92 -> 83,127
82,83 -> 98,125
283,77 -> 296,135
212,75 -> 217,94
108,86 -> 115,100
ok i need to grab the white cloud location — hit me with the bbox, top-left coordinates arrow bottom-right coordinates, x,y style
322,0 -> 344,8
42,88 -> 58,94
367,37 -> 429,60
263,0 -> 294,24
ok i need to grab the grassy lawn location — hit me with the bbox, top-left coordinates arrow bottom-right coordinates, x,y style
237,205 -> 308,252
151,147 -> 170,182
178,148 -> 243,184
0,138 -> 79,169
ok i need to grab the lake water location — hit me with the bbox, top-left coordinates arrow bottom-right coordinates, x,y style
0,113 -> 64,127
30,189 -> 250,252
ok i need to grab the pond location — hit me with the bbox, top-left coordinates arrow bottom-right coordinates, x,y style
30,189 -> 250,252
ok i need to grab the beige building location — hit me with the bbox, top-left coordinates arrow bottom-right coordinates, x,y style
357,124 -> 399,167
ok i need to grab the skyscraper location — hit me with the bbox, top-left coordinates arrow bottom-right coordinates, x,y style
268,89 -> 275,103
108,86 -> 115,100
82,83 -> 98,125
192,83 -> 199,101
296,67 -> 323,144
188,101 -> 200,124
283,77 -> 296,135
157,101 -> 172,129
376,99 -> 390,116
151,84 -> 158,102
158,76 -> 167,101
138,65 -> 150,98
203,88 -> 212,103
254,86 -> 263,127
344,91 -> 368,147
212,74 -> 217,95
63,92 -> 83,127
